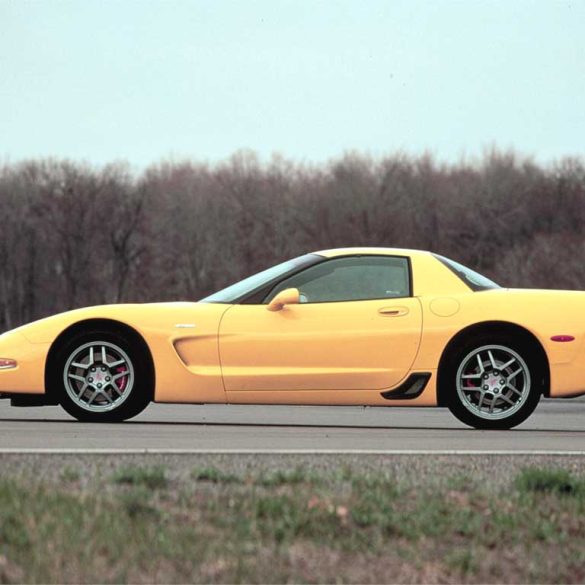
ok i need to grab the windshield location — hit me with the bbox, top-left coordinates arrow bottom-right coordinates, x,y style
434,254 -> 500,291
200,253 -> 322,303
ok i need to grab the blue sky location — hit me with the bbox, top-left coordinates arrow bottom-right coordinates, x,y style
1,0 -> 584,167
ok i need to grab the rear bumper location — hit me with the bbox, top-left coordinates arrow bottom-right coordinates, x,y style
550,361 -> 585,398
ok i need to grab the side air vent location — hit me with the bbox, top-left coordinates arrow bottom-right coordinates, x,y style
380,373 -> 432,400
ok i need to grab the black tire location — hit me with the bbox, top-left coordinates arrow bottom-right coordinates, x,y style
444,333 -> 543,430
52,329 -> 153,422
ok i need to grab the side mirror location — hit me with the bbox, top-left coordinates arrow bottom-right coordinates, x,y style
266,288 -> 300,312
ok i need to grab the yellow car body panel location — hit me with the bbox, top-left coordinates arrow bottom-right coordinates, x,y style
0,303 -> 230,403
0,332 -> 49,394
1,247 -> 585,407
219,297 -> 423,392
412,288 -> 585,398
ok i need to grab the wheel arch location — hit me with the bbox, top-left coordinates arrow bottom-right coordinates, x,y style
45,318 -> 155,402
436,320 -> 551,406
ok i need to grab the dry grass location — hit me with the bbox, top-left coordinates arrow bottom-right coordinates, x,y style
1,463 -> 585,583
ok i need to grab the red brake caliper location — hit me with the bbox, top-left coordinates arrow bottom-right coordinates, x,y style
465,367 -> 479,389
116,366 -> 129,392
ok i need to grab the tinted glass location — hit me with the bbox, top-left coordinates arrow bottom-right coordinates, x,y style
201,254 -> 321,303
265,256 -> 410,303
434,254 -> 500,291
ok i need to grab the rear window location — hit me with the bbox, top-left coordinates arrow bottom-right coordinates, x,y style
434,255 -> 500,291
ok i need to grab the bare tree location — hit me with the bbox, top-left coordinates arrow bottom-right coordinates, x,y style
1,149 -> 585,332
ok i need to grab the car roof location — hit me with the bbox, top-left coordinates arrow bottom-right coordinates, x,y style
313,247 -> 432,259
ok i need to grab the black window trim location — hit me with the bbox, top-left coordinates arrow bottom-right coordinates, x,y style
251,253 -> 414,306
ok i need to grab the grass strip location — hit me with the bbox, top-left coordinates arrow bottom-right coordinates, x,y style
0,464 -> 584,582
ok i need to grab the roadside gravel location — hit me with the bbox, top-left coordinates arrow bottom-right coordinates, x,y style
2,452 -> 585,488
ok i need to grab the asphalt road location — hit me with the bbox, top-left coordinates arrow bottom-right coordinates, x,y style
0,398 -> 584,452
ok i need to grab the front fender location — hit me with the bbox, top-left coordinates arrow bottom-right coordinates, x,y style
0,330 -> 49,394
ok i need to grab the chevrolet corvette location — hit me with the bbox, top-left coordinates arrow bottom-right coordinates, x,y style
1,247 -> 583,429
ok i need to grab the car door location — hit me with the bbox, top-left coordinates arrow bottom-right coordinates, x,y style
218,255 -> 423,392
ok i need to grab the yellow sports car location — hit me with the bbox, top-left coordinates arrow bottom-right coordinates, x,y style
0,247 -> 583,429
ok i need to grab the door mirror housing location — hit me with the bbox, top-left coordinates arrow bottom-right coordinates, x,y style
266,288 -> 301,312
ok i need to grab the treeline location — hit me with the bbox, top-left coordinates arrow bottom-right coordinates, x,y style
1,150 -> 584,331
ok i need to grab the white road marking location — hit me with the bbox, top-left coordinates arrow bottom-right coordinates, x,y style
0,448 -> 585,455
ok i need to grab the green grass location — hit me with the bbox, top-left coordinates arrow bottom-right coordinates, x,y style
1,464 -> 585,582
191,467 -> 241,484
256,467 -> 319,487
515,467 -> 585,496
445,548 -> 478,577
111,465 -> 168,490
59,466 -> 80,483
190,466 -> 319,487
120,488 -> 160,519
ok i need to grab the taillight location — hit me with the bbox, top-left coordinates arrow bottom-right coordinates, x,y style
0,359 -> 17,370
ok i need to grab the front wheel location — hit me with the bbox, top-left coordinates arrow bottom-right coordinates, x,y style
54,330 -> 152,422
445,339 -> 543,429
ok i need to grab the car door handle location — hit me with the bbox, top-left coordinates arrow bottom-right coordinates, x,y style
378,306 -> 409,317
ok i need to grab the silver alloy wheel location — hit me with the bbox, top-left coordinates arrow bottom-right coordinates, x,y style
63,341 -> 135,413
456,344 -> 531,420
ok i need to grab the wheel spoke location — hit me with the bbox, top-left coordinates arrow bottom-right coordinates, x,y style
100,390 -> 113,404
489,395 -> 496,414
71,361 -> 89,370
113,370 -> 129,381
501,358 -> 516,370
487,350 -> 498,369
500,394 -> 514,405
477,393 -> 485,411
506,382 -> 522,396
507,369 -> 523,381
476,355 -> 485,374
68,373 -> 85,382
87,390 -> 99,405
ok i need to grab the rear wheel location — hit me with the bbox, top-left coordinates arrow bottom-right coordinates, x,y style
54,330 -> 152,422
445,337 -> 543,429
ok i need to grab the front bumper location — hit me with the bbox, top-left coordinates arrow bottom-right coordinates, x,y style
0,330 -> 49,394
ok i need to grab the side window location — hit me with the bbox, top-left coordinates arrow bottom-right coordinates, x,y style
264,256 -> 411,304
